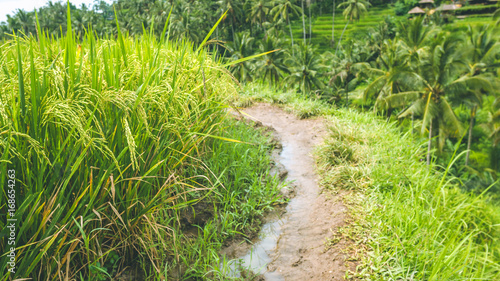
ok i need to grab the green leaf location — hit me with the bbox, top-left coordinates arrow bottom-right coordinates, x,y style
16,35 -> 26,120
114,6 -> 128,67
220,50 -> 279,68
196,10 -> 228,53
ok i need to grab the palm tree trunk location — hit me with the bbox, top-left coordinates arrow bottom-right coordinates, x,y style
411,113 -> 414,140
309,0 -> 312,44
345,90 -> 349,108
344,82 -> 349,108
332,0 -> 336,45
427,119 -> 433,165
465,105 -> 477,166
231,21 -> 235,41
336,21 -> 348,55
288,17 -> 295,56
302,0 -> 306,44
261,12 -> 267,39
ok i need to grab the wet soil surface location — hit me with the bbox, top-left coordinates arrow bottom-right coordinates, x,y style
224,104 -> 353,280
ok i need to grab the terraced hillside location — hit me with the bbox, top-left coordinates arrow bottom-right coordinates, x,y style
289,5 -> 497,52
444,15 -> 499,32
290,6 -> 400,51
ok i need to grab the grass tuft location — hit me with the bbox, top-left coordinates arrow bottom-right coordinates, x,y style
316,108 -> 500,280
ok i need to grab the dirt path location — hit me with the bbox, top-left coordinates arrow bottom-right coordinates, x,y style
233,104 -> 353,280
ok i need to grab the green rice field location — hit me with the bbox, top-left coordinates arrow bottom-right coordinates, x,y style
0,8 -> 284,280
290,6 -> 400,51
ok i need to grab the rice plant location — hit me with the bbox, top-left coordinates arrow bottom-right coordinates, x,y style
0,6 -> 243,280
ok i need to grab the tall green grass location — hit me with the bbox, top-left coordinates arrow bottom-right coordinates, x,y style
316,109 -> 500,280
235,74 -> 500,279
170,119 -> 283,280
0,6 -> 265,279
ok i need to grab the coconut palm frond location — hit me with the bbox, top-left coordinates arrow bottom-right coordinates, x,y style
363,75 -> 387,101
381,91 -> 421,111
392,69 -> 422,88
397,98 -> 423,118
420,93 -> 439,134
451,75 -> 494,93
346,77 -> 359,92
351,62 -> 371,73
440,98 -> 464,137
437,119 -> 450,152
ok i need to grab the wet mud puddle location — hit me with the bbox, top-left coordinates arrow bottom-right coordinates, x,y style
223,104 -> 349,281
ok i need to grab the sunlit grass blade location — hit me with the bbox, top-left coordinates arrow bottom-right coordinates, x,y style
196,10 -> 228,53
16,35 -> 26,121
220,50 -> 279,68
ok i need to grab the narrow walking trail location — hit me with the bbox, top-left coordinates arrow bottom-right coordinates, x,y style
230,104 -> 353,280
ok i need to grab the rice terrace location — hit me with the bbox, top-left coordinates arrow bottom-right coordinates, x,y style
0,0 -> 500,280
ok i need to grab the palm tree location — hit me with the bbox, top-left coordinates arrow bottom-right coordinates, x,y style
335,0 -> 370,54
72,10 -> 86,38
397,16 -> 432,67
271,0 -> 303,55
7,9 -> 35,35
329,58 -> 362,107
308,0 -> 313,44
383,33 -> 494,164
145,0 -> 172,37
19,9 -> 35,34
217,0 -> 243,40
328,43 -> 365,107
6,15 -> 21,33
227,31 -> 256,83
460,24 -> 500,165
362,40 -> 415,115
465,24 -> 500,75
170,4 -> 201,43
248,0 -> 272,35
366,20 -> 396,57
257,35 -> 290,84
0,24 -> 9,39
286,43 -> 325,94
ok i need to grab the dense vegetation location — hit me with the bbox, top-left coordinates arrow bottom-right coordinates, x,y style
230,7 -> 500,196
1,0 -> 500,279
237,84 -> 500,279
0,7 -> 285,280
317,108 -> 500,280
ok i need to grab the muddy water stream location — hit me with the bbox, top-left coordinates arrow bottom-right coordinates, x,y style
223,104 -> 349,280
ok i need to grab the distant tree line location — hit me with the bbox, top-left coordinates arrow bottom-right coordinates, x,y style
0,0 -> 380,41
